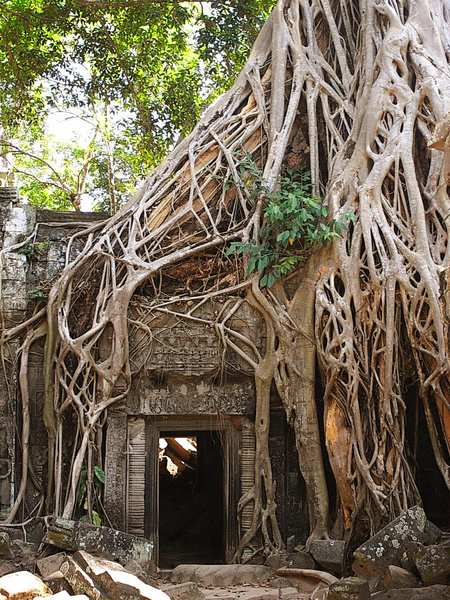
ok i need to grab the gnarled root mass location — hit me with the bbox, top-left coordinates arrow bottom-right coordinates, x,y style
3,0 -> 450,555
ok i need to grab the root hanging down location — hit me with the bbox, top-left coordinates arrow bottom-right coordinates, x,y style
2,0 -> 450,554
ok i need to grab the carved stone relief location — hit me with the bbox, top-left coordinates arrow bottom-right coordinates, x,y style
128,300 -> 265,377
130,379 -> 254,416
147,326 -> 219,376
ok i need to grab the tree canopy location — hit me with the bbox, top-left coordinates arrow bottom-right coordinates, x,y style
0,0 -> 274,210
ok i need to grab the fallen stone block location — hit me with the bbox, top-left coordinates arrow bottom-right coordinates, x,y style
285,551 -> 317,570
383,565 -> 418,589
275,568 -> 338,593
124,559 -> 151,584
309,540 -> 346,574
371,584 -> 450,599
414,544 -> 450,585
398,541 -> 424,573
10,540 -> 38,560
179,565 -> 237,587
327,576 -> 370,600
170,565 -> 198,584
73,550 -> 170,600
231,565 -> 273,585
43,577 -> 74,597
265,551 -> 289,570
424,520 -> 443,544
0,571 -> 52,600
352,506 -> 431,580
36,552 -> 68,580
163,582 -> 205,600
0,533 -> 11,558
43,517 -> 153,572
62,557 -> 102,600
0,562 -> 15,578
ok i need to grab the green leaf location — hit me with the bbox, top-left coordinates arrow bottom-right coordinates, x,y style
277,231 -> 290,243
94,466 -> 105,484
248,257 -> 257,274
266,273 -> 275,287
92,511 -> 102,526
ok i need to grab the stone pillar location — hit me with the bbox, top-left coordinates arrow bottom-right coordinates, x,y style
0,201 -> 35,519
104,410 -> 128,530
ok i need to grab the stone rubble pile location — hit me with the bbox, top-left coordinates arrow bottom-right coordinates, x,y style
0,507 -> 448,600
269,506 -> 450,599
0,551 -> 172,600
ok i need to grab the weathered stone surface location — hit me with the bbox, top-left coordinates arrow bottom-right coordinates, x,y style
103,412 -> 127,532
372,584 -> 450,599
423,521 -> 443,544
63,558 -> 102,600
0,533 -> 11,557
352,506 -> 429,580
0,562 -> 15,578
285,552 -> 317,570
398,542 -> 424,573
310,540 -> 346,574
0,571 -> 52,600
383,565 -> 418,590
275,568 -> 338,593
265,552 -> 289,570
10,540 -> 38,560
124,559 -> 151,584
201,586 -> 306,600
73,550 -> 170,600
43,517 -> 153,571
163,582 -> 205,600
36,552 -> 68,580
327,577 -> 371,600
414,545 -> 450,585
171,565 -> 273,587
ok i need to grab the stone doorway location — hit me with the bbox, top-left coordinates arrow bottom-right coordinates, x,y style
145,415 -> 240,569
158,431 -> 224,568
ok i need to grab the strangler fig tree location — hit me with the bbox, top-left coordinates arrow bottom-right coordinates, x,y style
3,0 -> 450,556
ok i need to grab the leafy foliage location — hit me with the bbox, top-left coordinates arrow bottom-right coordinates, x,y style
17,240 -> 49,261
227,156 -> 355,287
0,0 -> 275,211
77,465 -> 105,525
28,289 -> 47,304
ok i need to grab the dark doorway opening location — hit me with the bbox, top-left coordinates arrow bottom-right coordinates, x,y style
414,401 -> 450,528
158,430 -> 224,568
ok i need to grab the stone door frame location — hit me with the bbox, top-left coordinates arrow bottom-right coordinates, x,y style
145,415 -> 240,569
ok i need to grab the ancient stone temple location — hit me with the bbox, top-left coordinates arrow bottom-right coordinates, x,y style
0,198 -> 309,568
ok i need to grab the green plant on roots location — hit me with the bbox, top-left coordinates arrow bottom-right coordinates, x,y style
77,465 -> 105,526
17,240 -> 50,262
227,155 -> 355,287
28,289 -> 47,305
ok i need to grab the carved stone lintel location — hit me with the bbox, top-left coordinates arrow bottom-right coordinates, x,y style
134,381 -> 254,416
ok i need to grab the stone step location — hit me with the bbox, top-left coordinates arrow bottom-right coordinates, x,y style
171,565 -> 273,587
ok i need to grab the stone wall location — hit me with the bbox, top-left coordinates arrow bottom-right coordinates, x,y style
0,199 -> 308,553
0,199 -> 108,518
